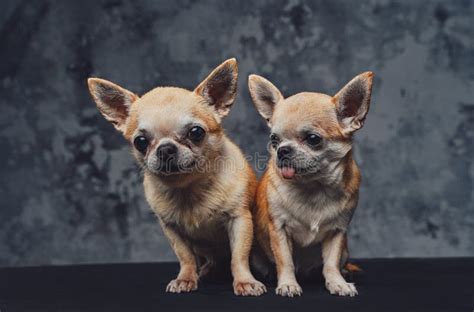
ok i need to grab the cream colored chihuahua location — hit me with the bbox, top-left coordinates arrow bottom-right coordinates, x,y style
87,59 -> 266,296
249,72 -> 374,297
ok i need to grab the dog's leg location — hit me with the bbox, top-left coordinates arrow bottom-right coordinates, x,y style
197,256 -> 215,279
322,231 -> 358,297
268,223 -> 302,297
228,211 -> 266,296
161,221 -> 199,293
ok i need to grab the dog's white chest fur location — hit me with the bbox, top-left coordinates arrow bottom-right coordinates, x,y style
269,182 -> 350,247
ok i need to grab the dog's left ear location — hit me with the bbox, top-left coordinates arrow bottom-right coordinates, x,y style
334,72 -> 374,135
194,58 -> 238,121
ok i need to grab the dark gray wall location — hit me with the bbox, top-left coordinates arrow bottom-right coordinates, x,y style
0,0 -> 472,267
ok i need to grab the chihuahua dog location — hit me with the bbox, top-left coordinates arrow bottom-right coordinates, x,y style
248,72 -> 374,297
87,59 -> 266,296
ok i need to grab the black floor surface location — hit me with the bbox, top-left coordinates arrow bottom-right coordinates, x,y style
1,258 -> 473,312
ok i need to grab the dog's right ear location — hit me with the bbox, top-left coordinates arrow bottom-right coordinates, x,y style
333,72 -> 374,135
248,75 -> 283,126
87,78 -> 138,133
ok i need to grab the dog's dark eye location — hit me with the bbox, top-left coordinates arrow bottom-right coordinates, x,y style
306,133 -> 322,146
270,133 -> 280,149
188,126 -> 205,142
133,136 -> 149,153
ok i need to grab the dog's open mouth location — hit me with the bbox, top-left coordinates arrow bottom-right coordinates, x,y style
279,166 -> 296,179
278,163 -> 319,179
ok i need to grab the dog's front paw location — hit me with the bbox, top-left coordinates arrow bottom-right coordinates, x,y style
166,278 -> 198,293
325,278 -> 358,297
276,282 -> 303,297
233,279 -> 267,296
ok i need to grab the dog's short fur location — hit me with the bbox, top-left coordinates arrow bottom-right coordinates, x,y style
248,72 -> 374,297
87,59 -> 265,296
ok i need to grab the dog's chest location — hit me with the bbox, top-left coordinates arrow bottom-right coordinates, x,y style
157,191 -> 229,237
270,185 -> 348,247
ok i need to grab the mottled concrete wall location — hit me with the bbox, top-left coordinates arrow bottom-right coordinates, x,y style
0,0 -> 472,267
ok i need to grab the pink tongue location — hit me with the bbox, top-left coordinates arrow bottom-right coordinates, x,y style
281,167 -> 295,179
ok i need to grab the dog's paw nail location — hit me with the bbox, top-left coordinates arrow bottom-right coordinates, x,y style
166,278 -> 198,293
275,283 -> 303,297
326,280 -> 357,297
233,279 -> 267,296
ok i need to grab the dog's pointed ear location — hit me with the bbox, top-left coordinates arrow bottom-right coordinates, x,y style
248,74 -> 283,126
334,72 -> 374,135
194,58 -> 238,121
87,78 -> 138,133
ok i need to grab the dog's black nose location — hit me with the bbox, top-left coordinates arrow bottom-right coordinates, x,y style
157,143 -> 178,162
277,146 -> 293,160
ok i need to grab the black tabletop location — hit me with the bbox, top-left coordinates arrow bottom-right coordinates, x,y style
1,258 -> 473,312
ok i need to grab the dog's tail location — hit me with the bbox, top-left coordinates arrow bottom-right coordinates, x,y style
344,262 -> 362,273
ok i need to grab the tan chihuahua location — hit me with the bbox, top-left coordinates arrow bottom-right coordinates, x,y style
87,59 -> 266,296
248,72 -> 374,297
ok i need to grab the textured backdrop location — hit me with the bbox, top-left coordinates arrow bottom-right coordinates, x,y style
0,0 -> 472,267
